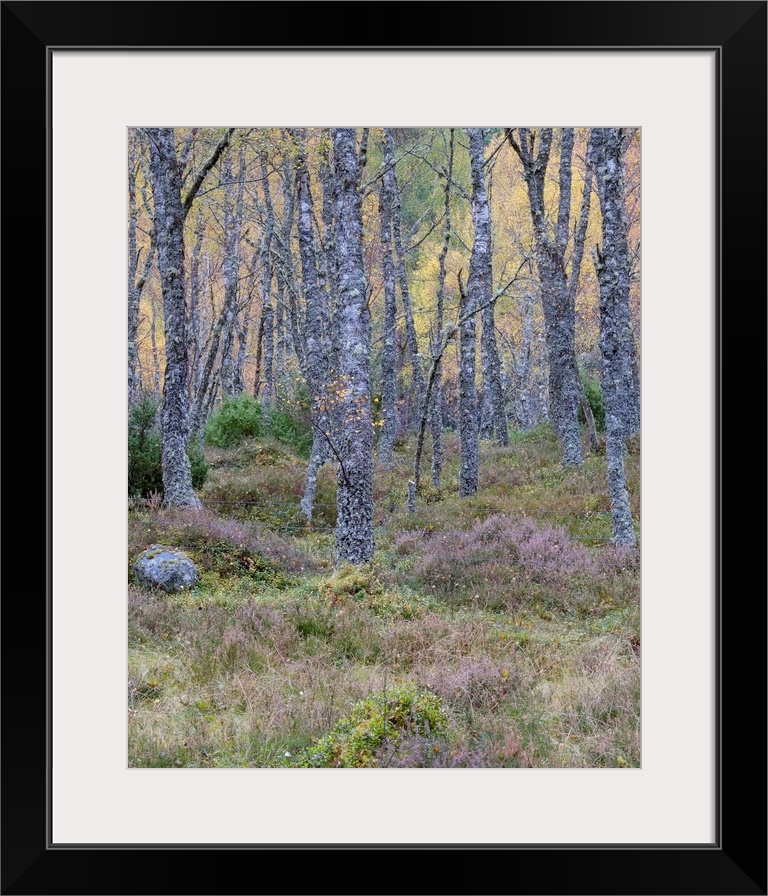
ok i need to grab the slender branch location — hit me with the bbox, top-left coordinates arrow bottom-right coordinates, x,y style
403,147 -> 470,201
412,259 -> 530,488
182,127 -> 235,217
308,415 -> 350,488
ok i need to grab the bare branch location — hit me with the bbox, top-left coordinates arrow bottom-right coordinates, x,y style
182,128 -> 235,218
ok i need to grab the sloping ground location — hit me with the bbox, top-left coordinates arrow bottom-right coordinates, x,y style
128,425 -> 640,768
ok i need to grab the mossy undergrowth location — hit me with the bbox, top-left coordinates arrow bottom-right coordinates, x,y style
128,424 -> 640,769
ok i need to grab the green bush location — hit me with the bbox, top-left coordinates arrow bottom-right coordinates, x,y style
205,394 -> 265,448
579,369 -> 605,432
128,397 -> 208,498
265,396 -> 313,458
291,686 -> 447,768
188,441 -> 209,491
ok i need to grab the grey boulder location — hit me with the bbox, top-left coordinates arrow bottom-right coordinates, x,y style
133,544 -> 199,593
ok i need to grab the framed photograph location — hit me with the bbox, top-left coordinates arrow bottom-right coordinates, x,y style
5,2 -> 764,893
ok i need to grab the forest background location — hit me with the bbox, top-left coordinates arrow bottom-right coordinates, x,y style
127,125 -> 642,771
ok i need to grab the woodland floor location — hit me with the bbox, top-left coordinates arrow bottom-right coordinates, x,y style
128,424 -> 640,769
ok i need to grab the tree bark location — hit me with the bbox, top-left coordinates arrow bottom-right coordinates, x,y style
261,302 -> 275,409
429,128 -> 454,488
332,128 -> 374,564
146,127 -> 203,508
127,138 -> 142,403
128,133 -> 157,404
291,130 -> 334,520
508,127 -> 583,466
467,128 -> 508,447
385,129 -> 426,426
220,149 -> 246,398
149,288 -> 162,400
154,127 -> 233,456
376,133 -> 398,467
590,127 -> 637,547
187,209 -> 205,404
254,149 -> 277,409
231,246 -> 259,397
569,142 -> 600,452
458,270 -> 479,497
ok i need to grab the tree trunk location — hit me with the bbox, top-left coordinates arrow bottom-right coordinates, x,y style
508,127 -> 582,466
274,292 -> 285,395
187,209 -> 205,404
385,129 -> 426,426
220,147 -> 247,398
318,131 -> 343,394
591,127 -> 637,547
458,271 -> 479,497
377,134 -> 397,467
467,128 -> 508,447
332,128 -> 374,564
516,292 -> 536,429
292,130 -> 334,520
146,127 -> 202,508
128,134 -> 158,404
261,302 -> 274,410
252,305 -> 265,400
569,139 -> 600,452
278,156 -> 304,371
232,247 -> 259,397
149,288 -> 162,400
429,128 -> 454,489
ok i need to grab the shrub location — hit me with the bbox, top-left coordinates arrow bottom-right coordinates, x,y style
291,686 -> 447,768
264,396 -> 313,458
579,368 -> 605,432
134,506 -> 317,575
128,397 -> 207,498
188,442 -> 208,490
411,514 -> 633,612
205,394 -> 264,448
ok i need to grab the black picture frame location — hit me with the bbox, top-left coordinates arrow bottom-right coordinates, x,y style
4,2 -> 765,893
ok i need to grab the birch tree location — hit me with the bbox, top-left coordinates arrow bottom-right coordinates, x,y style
220,148 -> 247,398
332,128 -> 374,564
128,132 -> 156,404
467,128 -> 508,447
457,267 -> 479,497
385,129 -> 426,426
507,127 -> 583,466
291,130 -> 333,520
376,133 -> 398,467
429,128 -> 455,487
590,127 -> 637,547
145,126 -> 232,507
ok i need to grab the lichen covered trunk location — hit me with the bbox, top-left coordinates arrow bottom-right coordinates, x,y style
591,127 -> 637,546
293,130 -> 333,518
512,126 -> 582,466
220,149 -> 247,398
467,129 -> 507,447
430,129 -> 455,488
377,137 -> 397,467
515,293 -> 536,429
385,129 -> 426,426
187,210 -> 205,403
261,302 -> 275,410
146,127 -> 201,509
542,286 -> 583,466
127,142 -> 140,403
332,128 -> 374,564
458,273 -> 479,497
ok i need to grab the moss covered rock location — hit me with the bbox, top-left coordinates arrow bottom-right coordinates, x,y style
133,544 -> 199,593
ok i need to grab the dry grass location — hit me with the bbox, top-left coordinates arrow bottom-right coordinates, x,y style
128,424 -> 640,768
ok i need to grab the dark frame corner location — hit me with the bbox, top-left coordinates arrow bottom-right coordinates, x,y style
3,1 -> 765,893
